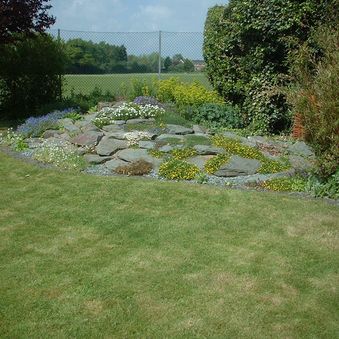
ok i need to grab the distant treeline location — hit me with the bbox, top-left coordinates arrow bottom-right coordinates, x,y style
64,38 -> 195,74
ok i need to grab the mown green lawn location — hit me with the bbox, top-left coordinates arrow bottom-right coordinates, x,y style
64,72 -> 211,96
0,151 -> 338,338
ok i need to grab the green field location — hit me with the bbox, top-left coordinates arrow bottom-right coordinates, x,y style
1,151 -> 339,338
63,73 -> 211,96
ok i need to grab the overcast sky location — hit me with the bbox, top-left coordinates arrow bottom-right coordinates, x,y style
50,0 -> 225,32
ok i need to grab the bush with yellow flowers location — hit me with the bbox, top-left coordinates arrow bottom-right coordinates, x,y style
211,135 -> 290,174
170,148 -> 197,160
261,177 -> 306,192
204,154 -> 230,174
159,159 -> 200,180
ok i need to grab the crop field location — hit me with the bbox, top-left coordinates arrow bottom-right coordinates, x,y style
63,72 -> 211,96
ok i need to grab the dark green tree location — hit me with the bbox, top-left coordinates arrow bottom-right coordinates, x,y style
203,0 -> 337,133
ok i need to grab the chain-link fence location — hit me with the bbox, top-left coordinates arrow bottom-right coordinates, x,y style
49,29 -> 208,97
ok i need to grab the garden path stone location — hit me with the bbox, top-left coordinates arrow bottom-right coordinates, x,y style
71,131 -> 104,147
84,154 -> 112,164
138,141 -> 156,149
166,124 -> 193,135
288,141 -> 315,157
115,149 -> 162,169
193,145 -> 225,155
214,155 -> 261,177
95,136 -> 128,156
187,155 -> 213,170
105,158 -> 128,171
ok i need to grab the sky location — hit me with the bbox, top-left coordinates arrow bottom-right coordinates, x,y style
49,0 -> 224,32
49,0 -> 226,59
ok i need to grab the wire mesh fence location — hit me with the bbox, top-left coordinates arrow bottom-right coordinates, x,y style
48,29 -> 208,97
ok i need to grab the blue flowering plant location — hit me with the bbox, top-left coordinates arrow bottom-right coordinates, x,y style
17,108 -> 78,137
133,96 -> 165,109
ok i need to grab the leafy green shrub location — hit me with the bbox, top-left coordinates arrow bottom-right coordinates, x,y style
170,148 -> 197,160
173,82 -> 223,107
261,177 -> 307,192
205,154 -> 230,174
156,77 -> 223,107
115,160 -> 153,176
0,34 -> 66,119
0,128 -> 28,151
287,26 -> 339,178
64,111 -> 83,122
65,87 -> 115,112
203,1 -> 337,134
187,103 -> 243,129
156,77 -> 182,102
306,171 -> 339,200
159,159 -> 200,180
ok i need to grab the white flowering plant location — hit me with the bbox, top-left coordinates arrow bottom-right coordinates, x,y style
124,131 -> 153,146
0,128 -> 28,151
33,140 -> 86,171
93,102 -> 165,128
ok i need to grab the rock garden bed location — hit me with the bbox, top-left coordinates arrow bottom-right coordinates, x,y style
0,102 -> 317,193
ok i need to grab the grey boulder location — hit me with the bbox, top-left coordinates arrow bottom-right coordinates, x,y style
84,154 -> 112,164
166,124 -> 193,135
95,136 -> 128,156
193,145 -> 225,155
115,149 -> 162,169
214,155 -> 261,177
71,131 -> 104,147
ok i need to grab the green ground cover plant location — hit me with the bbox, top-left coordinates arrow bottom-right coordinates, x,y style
211,135 -> 290,174
159,158 -> 200,180
0,152 -> 338,338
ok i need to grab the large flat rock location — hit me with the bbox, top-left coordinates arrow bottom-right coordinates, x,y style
71,131 -> 104,147
214,155 -> 261,177
187,155 -> 213,170
166,124 -> 193,135
84,154 -> 112,164
193,145 -> 225,155
105,158 -> 129,171
115,149 -> 162,169
95,136 -> 128,156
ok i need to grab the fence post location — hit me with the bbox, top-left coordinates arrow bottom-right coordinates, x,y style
57,29 -> 62,101
158,30 -> 162,80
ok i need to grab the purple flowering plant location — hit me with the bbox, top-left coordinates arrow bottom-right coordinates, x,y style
133,96 -> 164,109
17,108 -> 78,137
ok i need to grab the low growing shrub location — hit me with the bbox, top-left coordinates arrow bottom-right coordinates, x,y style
305,171 -> 339,200
0,128 -> 28,151
261,177 -> 307,192
159,159 -> 200,180
33,140 -> 86,171
115,160 -> 153,176
17,108 -> 77,137
204,154 -> 230,174
93,102 -> 165,128
211,135 -> 290,174
170,148 -> 197,160
186,103 -> 243,129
